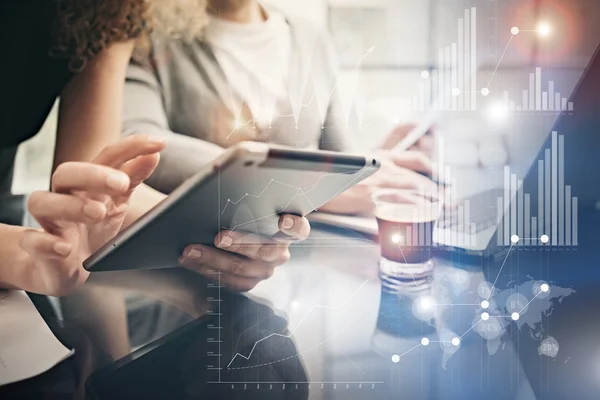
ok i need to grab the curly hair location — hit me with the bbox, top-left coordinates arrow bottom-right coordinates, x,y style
50,0 -> 208,72
207,0 -> 251,13
151,0 -> 208,41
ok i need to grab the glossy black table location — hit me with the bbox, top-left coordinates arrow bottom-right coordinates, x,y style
2,211 -> 599,400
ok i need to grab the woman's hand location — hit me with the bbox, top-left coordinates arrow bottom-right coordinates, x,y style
380,123 -> 435,156
19,134 -> 166,296
179,215 -> 310,292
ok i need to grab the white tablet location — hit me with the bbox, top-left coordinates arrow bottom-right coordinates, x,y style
84,142 -> 380,272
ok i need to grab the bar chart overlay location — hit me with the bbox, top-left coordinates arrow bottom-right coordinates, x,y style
497,131 -> 578,246
398,7 -> 478,113
501,67 -> 574,113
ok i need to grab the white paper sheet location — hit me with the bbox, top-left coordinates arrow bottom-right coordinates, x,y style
0,290 -> 73,386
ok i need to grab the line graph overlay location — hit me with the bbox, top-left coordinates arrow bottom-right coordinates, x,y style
484,26 -> 575,113
221,165 -> 376,236
225,46 -> 374,138
225,279 -> 369,369
227,311 -> 366,371
221,167 -> 363,217
487,243 -> 514,300
390,243 -> 555,361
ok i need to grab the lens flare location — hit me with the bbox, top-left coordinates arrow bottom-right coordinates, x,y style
537,22 -> 551,37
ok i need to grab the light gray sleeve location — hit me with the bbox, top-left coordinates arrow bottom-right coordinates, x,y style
122,63 -> 225,194
316,29 -> 356,153
320,93 -> 356,152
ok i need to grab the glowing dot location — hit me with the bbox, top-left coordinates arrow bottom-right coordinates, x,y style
421,337 -> 430,346
451,337 -> 461,346
452,88 -> 460,96
481,312 -> 490,321
511,312 -> 520,321
234,120 -> 240,129
481,300 -> 489,309
487,102 -> 509,122
541,283 -> 550,293
291,300 -> 301,310
540,234 -> 549,244
511,27 -> 520,35
511,235 -> 520,244
391,234 -> 401,244
421,70 -> 430,79
392,354 -> 400,363
417,296 -> 434,311
481,88 -> 490,96
537,22 -> 551,37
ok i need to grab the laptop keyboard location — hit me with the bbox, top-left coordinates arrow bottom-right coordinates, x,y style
436,188 -> 505,234
437,211 -> 497,233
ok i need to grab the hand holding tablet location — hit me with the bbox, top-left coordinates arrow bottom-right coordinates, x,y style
84,142 -> 381,276
179,214 -> 310,292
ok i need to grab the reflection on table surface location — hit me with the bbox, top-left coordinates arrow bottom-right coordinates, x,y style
3,217 -> 600,400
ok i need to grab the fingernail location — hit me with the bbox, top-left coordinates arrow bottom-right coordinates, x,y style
83,203 -> 105,219
54,242 -> 72,256
138,134 -> 166,145
218,236 -> 233,248
183,248 -> 202,260
107,173 -> 129,191
150,137 -> 167,145
281,216 -> 294,229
